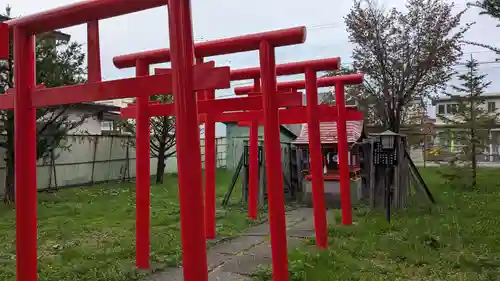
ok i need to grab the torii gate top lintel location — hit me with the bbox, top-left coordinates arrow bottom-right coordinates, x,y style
113,26 -> 307,69
234,73 -> 364,95
0,0 -> 232,111
5,0 -> 168,34
229,57 -> 341,81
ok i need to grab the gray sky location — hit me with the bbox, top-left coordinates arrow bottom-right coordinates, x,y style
2,0 -> 499,135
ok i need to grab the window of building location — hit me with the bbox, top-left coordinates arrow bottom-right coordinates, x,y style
101,121 -> 114,131
438,104 -> 445,114
446,103 -> 458,114
488,102 -> 496,113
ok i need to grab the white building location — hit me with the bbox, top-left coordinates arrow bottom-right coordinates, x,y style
434,92 -> 499,125
432,92 -> 500,161
43,102 -> 121,135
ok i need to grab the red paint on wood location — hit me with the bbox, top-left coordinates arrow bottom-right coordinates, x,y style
113,27 -> 306,69
235,73 -> 364,94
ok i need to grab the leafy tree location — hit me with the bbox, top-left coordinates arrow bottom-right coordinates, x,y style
0,7 -> 88,202
119,94 -> 178,184
344,0 -> 470,132
465,0 -> 500,56
436,57 -> 495,189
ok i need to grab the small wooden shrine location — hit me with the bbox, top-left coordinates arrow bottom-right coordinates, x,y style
292,118 -> 366,207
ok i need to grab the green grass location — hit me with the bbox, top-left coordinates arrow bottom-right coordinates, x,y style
0,169 -> 263,281
254,168 -> 500,281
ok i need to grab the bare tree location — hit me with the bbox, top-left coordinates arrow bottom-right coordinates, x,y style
119,94 -> 206,184
119,95 -> 175,184
344,0 -> 470,132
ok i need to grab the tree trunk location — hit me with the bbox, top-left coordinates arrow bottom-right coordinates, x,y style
155,142 -> 166,184
4,126 -> 15,203
471,97 -> 477,188
3,48 -> 15,203
4,155 -> 14,203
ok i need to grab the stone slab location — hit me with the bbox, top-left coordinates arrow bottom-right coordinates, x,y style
207,251 -> 232,271
210,235 -> 265,255
209,268 -> 252,281
144,207 -> 320,281
220,253 -> 272,276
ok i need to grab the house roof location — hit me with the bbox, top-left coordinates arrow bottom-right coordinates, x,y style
292,120 -> 364,145
432,92 -> 500,105
72,102 -> 121,121
76,102 -> 121,112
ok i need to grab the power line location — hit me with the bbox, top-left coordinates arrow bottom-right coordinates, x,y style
307,23 -> 340,30
462,49 -> 499,55
456,60 -> 500,66
194,22 -> 342,42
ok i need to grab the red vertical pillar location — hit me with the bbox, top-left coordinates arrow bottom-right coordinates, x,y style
248,120 -> 259,219
259,41 -> 289,281
195,56 -> 216,240
87,20 -> 101,83
305,68 -> 328,248
248,78 -> 260,220
168,1 -> 208,281
14,28 -> 37,281
135,59 -> 151,269
334,82 -> 352,225
204,88 -> 216,239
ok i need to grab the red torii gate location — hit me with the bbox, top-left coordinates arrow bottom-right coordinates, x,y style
122,57 -> 339,209
235,74 -> 364,226
123,97 -> 362,122
228,58 -> 343,233
231,74 -> 363,225
112,27 -> 306,248
122,57 -> 340,243
122,72 -> 364,250
234,73 -> 363,94
114,26 -> 309,280
228,59 -> 345,249
0,1 -> 237,281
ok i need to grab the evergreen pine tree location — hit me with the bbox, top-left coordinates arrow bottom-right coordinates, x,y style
437,57 -> 495,189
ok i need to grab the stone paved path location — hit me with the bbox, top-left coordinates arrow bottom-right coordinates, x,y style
147,208 -> 332,281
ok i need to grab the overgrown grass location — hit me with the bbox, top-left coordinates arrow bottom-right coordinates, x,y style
254,168 -> 500,281
0,169 -> 262,281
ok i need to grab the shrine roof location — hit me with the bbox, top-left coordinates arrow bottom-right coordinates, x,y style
292,120 -> 364,145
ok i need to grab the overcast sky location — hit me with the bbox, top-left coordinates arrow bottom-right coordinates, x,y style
2,0 -> 499,135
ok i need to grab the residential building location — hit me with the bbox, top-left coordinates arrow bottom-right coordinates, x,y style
66,103 -> 121,135
432,92 -> 500,161
434,92 -> 500,125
